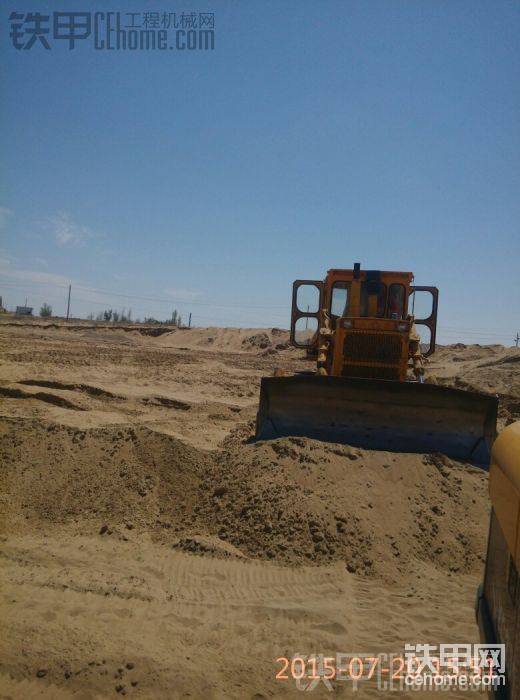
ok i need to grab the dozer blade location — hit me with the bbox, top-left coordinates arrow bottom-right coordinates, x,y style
255,375 -> 498,467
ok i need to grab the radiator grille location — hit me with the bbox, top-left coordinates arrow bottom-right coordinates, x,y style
343,332 -> 403,363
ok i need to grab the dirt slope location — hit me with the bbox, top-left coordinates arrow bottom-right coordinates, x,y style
0,323 -> 518,699
0,418 -> 488,579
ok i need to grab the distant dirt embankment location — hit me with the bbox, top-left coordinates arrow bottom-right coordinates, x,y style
0,318 -> 291,352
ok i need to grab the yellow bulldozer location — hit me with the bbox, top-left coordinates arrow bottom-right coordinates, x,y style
256,263 -> 498,466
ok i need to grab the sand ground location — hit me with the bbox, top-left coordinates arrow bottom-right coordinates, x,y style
1,320 -> 518,699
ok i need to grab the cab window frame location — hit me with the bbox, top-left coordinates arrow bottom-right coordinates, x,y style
330,281 -> 351,318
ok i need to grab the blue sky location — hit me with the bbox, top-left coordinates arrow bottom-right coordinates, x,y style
1,0 -> 519,343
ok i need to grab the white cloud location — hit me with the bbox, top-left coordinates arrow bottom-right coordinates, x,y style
0,207 -> 13,228
164,287 -> 202,301
0,258 -> 71,287
48,211 -> 96,247
34,257 -> 49,268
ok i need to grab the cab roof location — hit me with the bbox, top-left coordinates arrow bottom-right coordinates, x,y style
326,269 -> 414,282
327,268 -> 413,275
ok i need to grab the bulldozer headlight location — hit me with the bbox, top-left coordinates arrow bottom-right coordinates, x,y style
397,322 -> 408,331
342,320 -> 353,328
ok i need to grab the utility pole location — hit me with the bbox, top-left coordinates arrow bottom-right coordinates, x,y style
515,332 -> 520,348
66,284 -> 71,321
188,312 -> 192,328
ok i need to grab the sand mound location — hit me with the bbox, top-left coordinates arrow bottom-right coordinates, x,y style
241,331 -> 272,350
0,417 -> 488,581
155,326 -> 290,353
171,534 -> 247,559
0,418 -> 210,533
197,438 -> 488,579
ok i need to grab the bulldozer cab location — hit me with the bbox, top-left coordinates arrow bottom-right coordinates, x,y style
290,267 -> 439,359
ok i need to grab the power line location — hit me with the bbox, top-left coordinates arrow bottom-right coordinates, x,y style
74,284 -> 287,310
0,280 -> 70,290
0,280 -> 516,340
0,280 -> 287,310
0,280 -> 514,326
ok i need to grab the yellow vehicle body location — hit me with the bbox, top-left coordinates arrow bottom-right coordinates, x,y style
314,268 -> 420,381
256,263 -> 498,466
476,421 -> 520,698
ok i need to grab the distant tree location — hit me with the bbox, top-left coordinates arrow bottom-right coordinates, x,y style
103,309 -> 113,322
170,309 -> 183,326
112,310 -> 120,323
96,312 -> 104,321
87,312 -> 94,320
40,303 -> 52,317
119,307 -> 133,323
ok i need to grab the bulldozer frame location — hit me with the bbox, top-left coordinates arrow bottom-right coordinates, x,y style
256,263 -> 498,467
